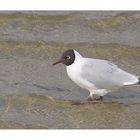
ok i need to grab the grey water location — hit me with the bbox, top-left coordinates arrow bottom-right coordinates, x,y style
0,11 -> 140,46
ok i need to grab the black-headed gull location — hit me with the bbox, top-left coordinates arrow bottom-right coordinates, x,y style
53,49 -> 140,101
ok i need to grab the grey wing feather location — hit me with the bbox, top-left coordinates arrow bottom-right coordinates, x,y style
81,58 -> 138,89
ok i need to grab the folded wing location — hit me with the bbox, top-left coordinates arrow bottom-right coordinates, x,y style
81,58 -> 139,90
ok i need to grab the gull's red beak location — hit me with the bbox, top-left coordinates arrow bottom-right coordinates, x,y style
52,60 -> 62,65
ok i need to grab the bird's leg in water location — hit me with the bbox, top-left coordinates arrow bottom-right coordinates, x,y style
100,96 -> 103,101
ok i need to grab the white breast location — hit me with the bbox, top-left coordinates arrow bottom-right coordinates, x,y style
66,57 -> 97,91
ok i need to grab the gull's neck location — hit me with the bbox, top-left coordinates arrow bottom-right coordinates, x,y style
74,50 -> 83,60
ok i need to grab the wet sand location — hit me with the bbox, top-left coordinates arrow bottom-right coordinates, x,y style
0,11 -> 139,128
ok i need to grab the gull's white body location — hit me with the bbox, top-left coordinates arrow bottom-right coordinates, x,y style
66,50 -> 139,99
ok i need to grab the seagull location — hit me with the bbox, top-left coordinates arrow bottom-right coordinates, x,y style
52,49 -> 140,101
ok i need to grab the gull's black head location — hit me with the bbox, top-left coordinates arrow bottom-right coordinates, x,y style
52,49 -> 75,66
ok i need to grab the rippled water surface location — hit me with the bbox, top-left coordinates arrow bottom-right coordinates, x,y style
0,11 -> 139,128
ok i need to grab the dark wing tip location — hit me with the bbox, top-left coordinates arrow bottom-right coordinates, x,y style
138,78 -> 140,84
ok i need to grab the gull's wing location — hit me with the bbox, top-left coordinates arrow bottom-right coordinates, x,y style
81,58 -> 139,90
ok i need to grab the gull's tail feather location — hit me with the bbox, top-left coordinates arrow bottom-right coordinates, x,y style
123,77 -> 140,86
130,77 -> 140,85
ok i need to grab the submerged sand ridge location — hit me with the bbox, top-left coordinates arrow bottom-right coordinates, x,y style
0,95 -> 140,129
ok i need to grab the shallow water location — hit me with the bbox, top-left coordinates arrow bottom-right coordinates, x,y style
1,11 -> 140,46
0,11 -> 139,128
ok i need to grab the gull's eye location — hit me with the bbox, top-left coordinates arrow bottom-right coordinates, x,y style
65,56 -> 70,59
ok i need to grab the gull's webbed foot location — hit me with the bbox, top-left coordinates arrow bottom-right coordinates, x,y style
94,96 -> 103,101
86,96 -> 103,101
